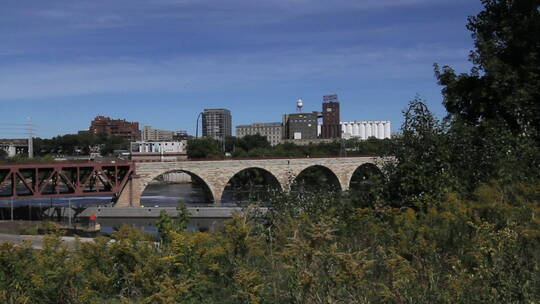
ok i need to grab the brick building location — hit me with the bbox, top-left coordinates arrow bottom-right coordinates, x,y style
89,116 -> 141,141
321,95 -> 341,139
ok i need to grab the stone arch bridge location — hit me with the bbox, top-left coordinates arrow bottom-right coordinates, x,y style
116,156 -> 385,207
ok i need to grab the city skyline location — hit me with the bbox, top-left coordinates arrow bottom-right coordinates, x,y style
0,0 -> 482,138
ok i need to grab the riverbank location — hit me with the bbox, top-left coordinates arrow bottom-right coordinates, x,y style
0,233 -> 94,250
80,206 -> 258,218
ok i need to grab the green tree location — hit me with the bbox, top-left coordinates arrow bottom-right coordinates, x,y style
100,135 -> 129,156
239,135 -> 270,152
187,137 -> 223,159
156,210 -> 174,243
175,201 -> 191,232
434,0 -> 540,189
435,0 -> 540,141
385,98 -> 454,209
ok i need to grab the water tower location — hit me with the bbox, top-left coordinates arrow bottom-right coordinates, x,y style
296,98 -> 304,112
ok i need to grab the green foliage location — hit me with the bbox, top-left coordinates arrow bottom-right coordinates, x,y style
435,0 -> 540,141
32,132 -> 129,157
176,201 -> 191,232
156,202 -> 191,243
0,154 -> 55,164
187,137 -> 224,159
431,0 -> 540,193
226,134 -> 271,156
383,97 -> 454,209
222,136 -> 392,159
156,210 -> 174,244
0,184 -> 538,303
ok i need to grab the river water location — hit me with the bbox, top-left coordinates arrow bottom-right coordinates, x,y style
2,182 -> 219,208
1,183 -> 231,234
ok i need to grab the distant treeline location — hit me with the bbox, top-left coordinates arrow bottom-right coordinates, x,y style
33,133 -> 130,157
187,135 -> 394,159
0,133 -> 130,162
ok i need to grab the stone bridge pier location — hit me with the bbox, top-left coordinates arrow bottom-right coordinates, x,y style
115,157 -> 384,207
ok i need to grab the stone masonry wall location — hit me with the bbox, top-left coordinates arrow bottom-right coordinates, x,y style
115,157 -> 384,207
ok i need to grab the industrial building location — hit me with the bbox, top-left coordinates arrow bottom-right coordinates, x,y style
89,116 -> 141,141
202,109 -> 232,141
282,112 -> 318,140
321,95 -> 341,139
340,121 -> 391,139
236,122 -> 283,146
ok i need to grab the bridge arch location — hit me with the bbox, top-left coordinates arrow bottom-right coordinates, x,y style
349,163 -> 384,191
291,165 -> 342,193
221,167 -> 282,204
140,169 -> 215,204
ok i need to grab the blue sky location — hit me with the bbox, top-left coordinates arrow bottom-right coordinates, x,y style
0,0 -> 482,138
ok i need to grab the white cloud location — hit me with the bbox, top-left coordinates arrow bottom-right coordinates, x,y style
0,44 -> 469,100
11,0 -> 455,33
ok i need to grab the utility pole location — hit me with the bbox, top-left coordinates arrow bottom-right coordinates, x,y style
10,198 -> 13,221
68,198 -> 72,227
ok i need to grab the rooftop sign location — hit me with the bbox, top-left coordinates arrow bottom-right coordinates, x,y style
323,94 -> 338,102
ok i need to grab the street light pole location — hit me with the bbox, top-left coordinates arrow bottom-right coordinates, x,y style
196,112 -> 203,138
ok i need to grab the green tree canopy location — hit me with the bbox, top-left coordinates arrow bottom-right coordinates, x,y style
187,137 -> 224,159
435,0 -> 540,140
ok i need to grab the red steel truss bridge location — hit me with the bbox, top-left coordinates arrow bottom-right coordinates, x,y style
0,161 -> 135,200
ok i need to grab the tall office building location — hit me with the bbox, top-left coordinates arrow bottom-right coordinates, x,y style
89,116 -> 141,141
321,95 -> 341,139
202,108 -> 232,140
236,122 -> 283,146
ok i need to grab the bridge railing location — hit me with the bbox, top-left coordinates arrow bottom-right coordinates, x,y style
135,154 -> 380,163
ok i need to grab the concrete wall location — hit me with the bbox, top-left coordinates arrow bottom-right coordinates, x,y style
115,156 -> 384,207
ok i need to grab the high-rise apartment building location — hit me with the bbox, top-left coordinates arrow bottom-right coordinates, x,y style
321,95 -> 341,139
282,112 -> 318,140
202,109 -> 232,140
89,116 -> 141,141
236,122 -> 283,146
